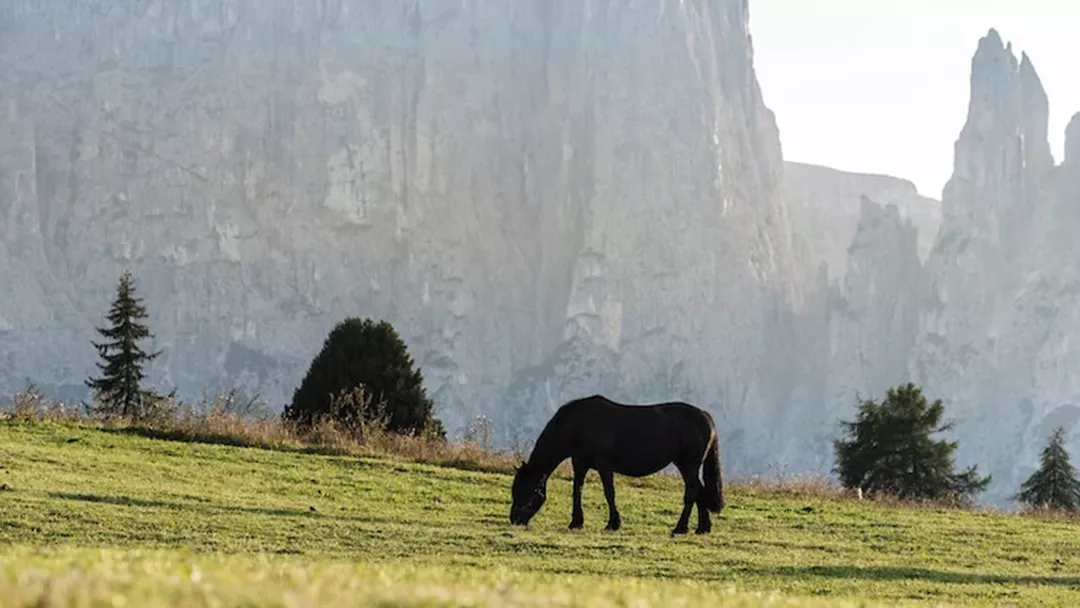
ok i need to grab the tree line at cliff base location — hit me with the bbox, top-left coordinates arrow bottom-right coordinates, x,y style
43,270 -> 1080,514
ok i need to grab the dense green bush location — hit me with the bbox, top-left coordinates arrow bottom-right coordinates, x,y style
283,317 -> 444,439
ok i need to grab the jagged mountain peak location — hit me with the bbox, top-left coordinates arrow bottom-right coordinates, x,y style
847,196 -> 920,267
857,196 -> 904,226
982,28 -> 1004,48
943,28 -> 1053,239
906,29 -> 1080,503
973,28 -> 1017,68
968,29 -> 1020,105
1067,113 -> 1080,167
780,162 -> 940,282
1018,52 -> 1047,95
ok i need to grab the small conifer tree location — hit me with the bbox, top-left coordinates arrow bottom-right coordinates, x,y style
85,270 -> 163,420
1016,427 -> 1080,512
833,383 -> 990,502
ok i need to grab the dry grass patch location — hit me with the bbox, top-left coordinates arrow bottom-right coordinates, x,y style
2,384 -> 526,475
0,384 -> 1065,519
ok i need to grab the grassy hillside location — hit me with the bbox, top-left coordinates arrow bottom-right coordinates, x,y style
0,419 -> 1078,606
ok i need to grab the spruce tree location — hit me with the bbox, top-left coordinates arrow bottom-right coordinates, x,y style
833,383 -> 990,502
85,270 -> 162,420
1016,427 -> 1080,511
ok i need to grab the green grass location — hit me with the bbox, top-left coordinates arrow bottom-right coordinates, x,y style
0,420 -> 1078,606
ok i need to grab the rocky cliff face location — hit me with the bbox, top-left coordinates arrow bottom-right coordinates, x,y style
828,30 -> 1080,502
6,5 -> 1079,504
825,198 -> 926,427
1067,114 -> 1080,168
0,0 -> 804,464
782,162 -> 940,281
910,30 -> 1067,499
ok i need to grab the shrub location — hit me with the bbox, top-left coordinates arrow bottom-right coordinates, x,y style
4,383 -> 82,422
283,317 -> 444,439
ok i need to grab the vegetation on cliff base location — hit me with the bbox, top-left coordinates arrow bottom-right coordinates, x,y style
283,317 -> 445,439
834,383 -> 990,504
1016,426 -> 1080,512
85,270 -> 169,421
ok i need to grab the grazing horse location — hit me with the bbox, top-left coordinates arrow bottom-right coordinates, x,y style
509,395 -> 725,536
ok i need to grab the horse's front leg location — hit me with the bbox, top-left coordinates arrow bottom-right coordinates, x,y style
569,458 -> 588,530
598,464 -> 621,531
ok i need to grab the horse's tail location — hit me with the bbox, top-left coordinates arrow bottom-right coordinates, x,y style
702,431 -> 725,513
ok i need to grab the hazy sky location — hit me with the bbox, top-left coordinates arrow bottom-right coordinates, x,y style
749,0 -> 1080,199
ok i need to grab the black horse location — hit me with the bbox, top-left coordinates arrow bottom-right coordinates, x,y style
509,395 -> 725,536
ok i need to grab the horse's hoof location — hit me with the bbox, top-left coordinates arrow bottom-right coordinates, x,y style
694,528 -> 711,535
568,521 -> 584,530
604,521 -> 621,532
670,528 -> 688,537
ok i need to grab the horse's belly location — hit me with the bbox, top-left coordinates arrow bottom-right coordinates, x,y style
614,455 -> 672,478
609,425 -> 678,477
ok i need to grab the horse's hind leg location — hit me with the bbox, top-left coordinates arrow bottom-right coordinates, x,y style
569,457 -> 588,530
695,486 -> 712,535
671,462 -> 701,537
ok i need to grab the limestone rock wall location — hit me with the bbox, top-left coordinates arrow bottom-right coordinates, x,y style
910,30 -> 1060,497
1067,113 -> 1080,168
0,0 -> 803,466
7,5 -> 1080,504
830,30 -> 1080,502
825,198 -> 926,428
782,162 -> 940,281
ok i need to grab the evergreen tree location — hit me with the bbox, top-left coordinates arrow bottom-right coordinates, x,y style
833,383 -> 990,502
1016,427 -> 1080,511
85,270 -> 163,420
283,317 -> 444,438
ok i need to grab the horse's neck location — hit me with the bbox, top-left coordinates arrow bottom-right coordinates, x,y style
527,425 -> 566,477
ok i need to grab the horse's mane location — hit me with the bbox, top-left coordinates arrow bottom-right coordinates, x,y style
526,395 -> 608,473
527,408 -> 563,465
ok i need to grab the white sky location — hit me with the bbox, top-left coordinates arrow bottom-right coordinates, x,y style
749,0 -> 1080,199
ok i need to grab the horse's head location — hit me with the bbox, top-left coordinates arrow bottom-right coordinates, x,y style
509,461 -> 547,526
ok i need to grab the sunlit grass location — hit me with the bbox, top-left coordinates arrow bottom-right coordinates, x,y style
0,419 -> 1078,606
0,547 -> 912,607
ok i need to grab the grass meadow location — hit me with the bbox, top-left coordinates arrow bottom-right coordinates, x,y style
0,415 -> 1078,606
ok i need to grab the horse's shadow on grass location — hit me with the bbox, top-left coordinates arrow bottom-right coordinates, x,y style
51,492 -> 316,518
49,491 -> 448,528
98,426 -> 356,459
754,564 -> 1080,588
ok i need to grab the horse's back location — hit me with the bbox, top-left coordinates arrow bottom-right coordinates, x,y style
651,401 -> 716,445
559,395 -> 711,424
558,395 -> 715,463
